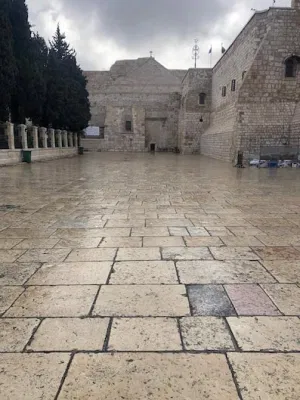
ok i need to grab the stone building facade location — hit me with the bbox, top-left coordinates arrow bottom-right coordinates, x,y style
84,0 -> 300,162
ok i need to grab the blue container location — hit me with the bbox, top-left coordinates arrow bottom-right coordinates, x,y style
268,160 -> 278,168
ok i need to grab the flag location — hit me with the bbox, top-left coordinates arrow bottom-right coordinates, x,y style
208,46 -> 212,54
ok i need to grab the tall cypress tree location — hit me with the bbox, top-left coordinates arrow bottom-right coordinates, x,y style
44,25 -> 90,131
0,0 -> 15,122
9,0 -> 32,124
27,33 -> 48,125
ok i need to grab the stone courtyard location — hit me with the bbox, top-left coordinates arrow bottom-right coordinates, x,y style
0,152 -> 300,399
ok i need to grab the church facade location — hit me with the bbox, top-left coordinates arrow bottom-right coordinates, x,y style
84,0 -> 300,162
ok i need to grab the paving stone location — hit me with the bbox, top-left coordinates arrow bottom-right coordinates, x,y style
27,262 -> 112,285
177,260 -> 275,284
188,285 -> 236,316
100,237 -> 142,247
0,228 -> 56,238
256,235 -> 297,246
106,219 -> 145,227
14,239 -> 60,249
59,353 -> 239,400
143,236 -> 185,247
0,353 -> 69,400
110,261 -> 178,284
205,227 -> 234,236
261,284 -> 300,314
169,227 -> 189,236
180,317 -> 235,351
221,236 -> 264,247
227,317 -> 300,351
262,260 -> 300,283
0,318 -> 40,351
0,262 -> 41,285
93,285 -> 190,316
5,286 -> 98,317
108,318 -> 182,351
116,247 -> 161,261
0,249 -> 26,262
184,236 -> 224,247
225,284 -> 281,315
187,227 -> 210,236
54,237 -> 102,248
28,318 -> 109,351
66,248 -> 117,262
228,353 -> 300,400
146,218 -> 193,227
0,238 -> 23,249
17,248 -> 71,263
132,227 -> 170,237
0,286 -> 24,315
210,246 -> 260,260
52,228 -> 130,238
162,247 -> 212,260
228,227 -> 265,236
252,246 -> 300,260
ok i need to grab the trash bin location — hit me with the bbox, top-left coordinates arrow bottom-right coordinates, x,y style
78,146 -> 84,155
22,150 -> 32,163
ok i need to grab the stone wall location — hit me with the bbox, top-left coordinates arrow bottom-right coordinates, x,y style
179,69 -> 212,154
84,58 -> 183,152
201,10 -> 269,161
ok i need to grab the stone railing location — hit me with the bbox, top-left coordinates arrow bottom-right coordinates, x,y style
4,122 -> 78,150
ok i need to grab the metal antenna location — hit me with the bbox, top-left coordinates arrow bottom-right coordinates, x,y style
192,39 -> 200,69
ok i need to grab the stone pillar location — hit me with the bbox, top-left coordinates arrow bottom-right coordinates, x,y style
6,122 -> 15,150
20,124 -> 28,149
39,127 -> 47,148
32,126 -> 39,149
49,128 -> 55,148
56,130 -> 62,148
62,130 -> 68,148
68,132 -> 74,147
74,133 -> 78,148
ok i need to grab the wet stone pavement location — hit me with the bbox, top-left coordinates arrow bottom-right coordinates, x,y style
0,152 -> 300,399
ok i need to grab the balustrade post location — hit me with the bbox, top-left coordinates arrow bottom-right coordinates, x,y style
6,122 -> 15,150
62,130 -> 68,148
56,130 -> 62,148
39,127 -> 47,148
68,132 -> 74,147
32,126 -> 39,148
74,133 -> 78,148
49,128 -> 55,148
20,124 -> 28,149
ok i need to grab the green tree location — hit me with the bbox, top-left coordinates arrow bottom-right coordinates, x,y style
27,33 -> 48,125
64,55 -> 91,131
0,0 -> 15,121
44,25 -> 90,130
9,0 -> 32,124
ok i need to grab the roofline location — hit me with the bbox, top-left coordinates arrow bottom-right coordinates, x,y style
213,7 -> 294,71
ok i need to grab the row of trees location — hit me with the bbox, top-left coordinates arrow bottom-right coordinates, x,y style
0,0 -> 90,131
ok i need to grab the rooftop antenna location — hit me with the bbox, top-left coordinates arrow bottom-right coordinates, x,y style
192,39 -> 200,69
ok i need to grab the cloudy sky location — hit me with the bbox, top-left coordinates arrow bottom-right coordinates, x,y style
27,0 -> 291,71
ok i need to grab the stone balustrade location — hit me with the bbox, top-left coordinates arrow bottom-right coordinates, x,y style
3,123 -> 78,151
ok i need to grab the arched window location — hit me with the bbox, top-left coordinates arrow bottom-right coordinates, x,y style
284,55 -> 300,78
199,93 -> 206,105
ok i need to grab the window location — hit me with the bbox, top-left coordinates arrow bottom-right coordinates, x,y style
199,93 -> 206,105
125,121 -> 132,131
99,127 -> 105,139
285,57 -> 298,78
242,71 -> 247,80
222,86 -> 227,97
231,79 -> 236,91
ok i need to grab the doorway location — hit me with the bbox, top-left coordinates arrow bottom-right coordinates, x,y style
150,143 -> 156,152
